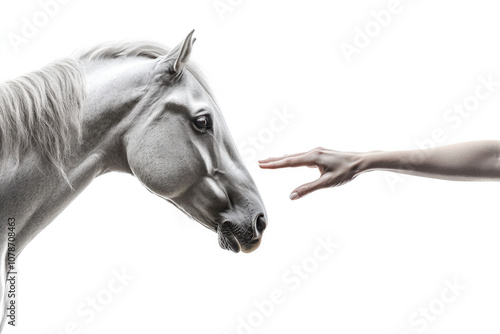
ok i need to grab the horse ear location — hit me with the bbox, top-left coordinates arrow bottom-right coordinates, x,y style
162,30 -> 196,73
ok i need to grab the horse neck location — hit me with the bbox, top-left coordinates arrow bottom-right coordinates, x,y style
0,126 -> 107,260
1,58 -> 152,255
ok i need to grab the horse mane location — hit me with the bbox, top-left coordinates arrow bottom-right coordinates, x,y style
0,58 -> 85,175
0,40 -> 214,177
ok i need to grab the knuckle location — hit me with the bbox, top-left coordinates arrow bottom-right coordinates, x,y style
308,151 -> 321,161
298,186 -> 309,195
308,147 -> 317,154
309,147 -> 326,159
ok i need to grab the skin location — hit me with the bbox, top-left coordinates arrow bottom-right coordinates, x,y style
258,141 -> 500,200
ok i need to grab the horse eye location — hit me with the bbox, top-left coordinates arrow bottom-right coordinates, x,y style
194,115 -> 212,130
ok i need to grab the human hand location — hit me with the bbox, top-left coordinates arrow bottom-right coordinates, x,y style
258,147 -> 364,200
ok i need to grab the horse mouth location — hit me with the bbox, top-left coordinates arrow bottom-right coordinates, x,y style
218,222 -> 241,253
217,221 -> 261,253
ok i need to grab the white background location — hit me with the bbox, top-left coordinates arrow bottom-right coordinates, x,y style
1,0 -> 500,333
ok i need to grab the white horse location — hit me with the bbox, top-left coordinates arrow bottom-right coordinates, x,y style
0,30 -> 267,331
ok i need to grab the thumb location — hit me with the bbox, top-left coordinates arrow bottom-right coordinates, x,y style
289,176 -> 328,200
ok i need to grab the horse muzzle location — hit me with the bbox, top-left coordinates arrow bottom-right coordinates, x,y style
217,214 -> 267,253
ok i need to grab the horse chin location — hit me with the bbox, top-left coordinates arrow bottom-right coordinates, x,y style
217,221 -> 261,254
240,239 -> 261,254
217,226 -> 241,253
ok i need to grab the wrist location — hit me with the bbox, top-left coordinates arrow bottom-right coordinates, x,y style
356,150 -> 387,173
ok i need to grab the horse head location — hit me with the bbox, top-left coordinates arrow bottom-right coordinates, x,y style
125,31 -> 267,253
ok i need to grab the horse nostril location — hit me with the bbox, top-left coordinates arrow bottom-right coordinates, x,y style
255,214 -> 267,236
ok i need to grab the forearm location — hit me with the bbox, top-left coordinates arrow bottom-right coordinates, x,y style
360,140 -> 500,181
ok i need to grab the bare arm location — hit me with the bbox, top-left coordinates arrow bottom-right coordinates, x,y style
258,141 -> 500,200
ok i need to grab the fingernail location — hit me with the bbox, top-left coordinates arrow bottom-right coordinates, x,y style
289,192 -> 299,200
